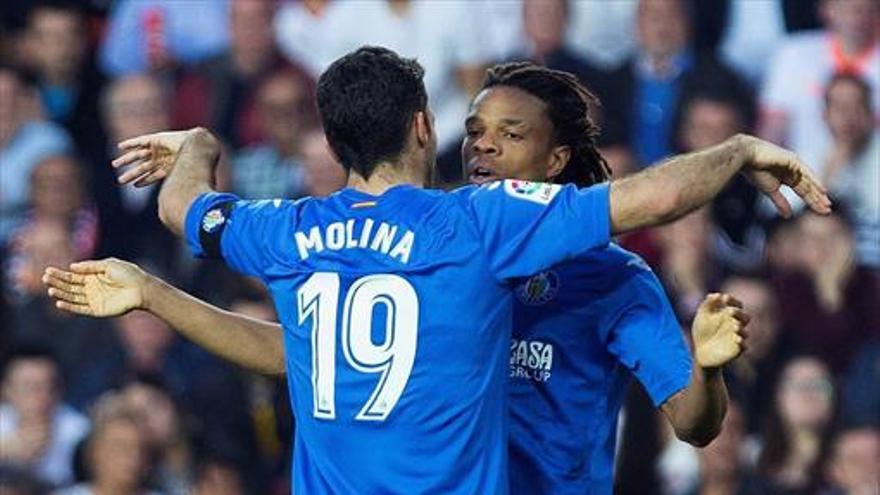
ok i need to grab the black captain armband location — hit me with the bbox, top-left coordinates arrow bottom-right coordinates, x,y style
198,200 -> 236,259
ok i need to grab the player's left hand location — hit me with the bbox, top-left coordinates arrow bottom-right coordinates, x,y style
692,293 -> 750,369
737,135 -> 832,218
42,258 -> 150,317
111,129 -> 198,187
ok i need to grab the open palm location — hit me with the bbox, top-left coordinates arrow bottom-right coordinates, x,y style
43,259 -> 148,317
112,129 -> 196,187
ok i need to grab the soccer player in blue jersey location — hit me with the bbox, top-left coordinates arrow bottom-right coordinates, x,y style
44,48 -> 829,493
463,62 -> 739,494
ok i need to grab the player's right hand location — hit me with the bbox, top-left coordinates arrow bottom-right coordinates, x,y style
692,293 -> 750,369
112,128 -> 203,187
42,258 -> 150,317
736,134 -> 832,218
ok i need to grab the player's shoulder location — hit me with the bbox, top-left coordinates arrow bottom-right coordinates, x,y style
568,243 -> 653,277
563,244 -> 664,301
449,179 -> 568,206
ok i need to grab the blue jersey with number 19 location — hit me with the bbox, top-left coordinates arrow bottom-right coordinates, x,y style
183,180 -> 611,494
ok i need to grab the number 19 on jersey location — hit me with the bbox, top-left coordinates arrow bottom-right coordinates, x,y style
297,273 -> 420,421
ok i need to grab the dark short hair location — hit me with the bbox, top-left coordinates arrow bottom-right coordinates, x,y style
316,46 -> 428,180
480,62 -> 612,188
26,0 -> 85,26
825,72 -> 873,112
1,342 -> 59,383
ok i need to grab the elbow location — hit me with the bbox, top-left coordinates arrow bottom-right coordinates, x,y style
157,190 -> 182,235
254,360 -> 285,377
674,424 -> 721,448
255,352 -> 286,377
189,127 -> 221,158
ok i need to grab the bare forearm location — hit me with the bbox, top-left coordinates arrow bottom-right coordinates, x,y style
662,367 -> 728,447
609,135 -> 749,234
157,128 -> 220,236
142,275 -> 285,375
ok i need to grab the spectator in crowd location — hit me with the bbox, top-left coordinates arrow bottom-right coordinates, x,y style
118,376 -> 192,495
0,64 -> 72,244
760,0 -> 879,176
712,1 -> 789,85
563,1 -> 639,70
5,217 -> 75,302
273,0 -> 490,182
0,464 -> 50,495
823,427 -> 880,495
299,130 -> 347,198
230,69 -> 314,200
173,0 -> 293,149
755,356 -> 836,494
686,400 -> 762,495
0,345 -> 89,489
25,155 -> 99,258
191,454 -> 245,495
6,218 -> 115,379
509,0 -> 609,122
763,217 -> 804,274
65,311 -> 192,406
20,1 -> 104,157
697,0 -> 822,86
477,0 -> 640,71
273,0 -> 346,78
774,210 -> 880,373
94,74 -> 178,266
655,207 -> 721,322
842,341 -> 880,429
675,84 -> 763,272
821,73 -> 879,270
601,0 -> 747,166
98,0 -> 229,77
720,275 -> 793,435
54,394 -> 159,495
65,310 -> 259,485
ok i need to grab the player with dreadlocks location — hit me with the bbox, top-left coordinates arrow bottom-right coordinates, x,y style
466,61 -> 612,188
463,62 -> 741,494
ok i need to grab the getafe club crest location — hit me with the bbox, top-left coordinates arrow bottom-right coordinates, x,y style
516,270 -> 560,306
202,208 -> 227,233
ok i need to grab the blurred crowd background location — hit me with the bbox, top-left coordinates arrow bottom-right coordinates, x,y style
0,0 -> 877,494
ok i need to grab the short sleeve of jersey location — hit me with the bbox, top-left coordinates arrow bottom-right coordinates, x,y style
184,191 -> 297,277
600,269 -> 692,407
465,180 -> 611,282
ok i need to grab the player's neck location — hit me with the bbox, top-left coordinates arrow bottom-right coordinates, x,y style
347,164 -> 426,196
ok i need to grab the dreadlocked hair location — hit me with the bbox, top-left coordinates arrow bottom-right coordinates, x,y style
480,62 -> 612,187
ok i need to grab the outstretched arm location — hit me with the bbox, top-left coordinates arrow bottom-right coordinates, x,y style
112,127 -> 221,236
660,294 -> 749,447
609,134 -> 831,234
43,259 -> 285,375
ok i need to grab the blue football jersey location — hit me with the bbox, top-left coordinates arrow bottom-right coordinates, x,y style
184,180 -> 611,494
508,244 -> 692,495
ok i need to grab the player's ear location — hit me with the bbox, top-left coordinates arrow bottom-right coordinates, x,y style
546,145 -> 571,181
414,111 -> 433,149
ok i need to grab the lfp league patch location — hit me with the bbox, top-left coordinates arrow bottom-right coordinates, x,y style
202,208 -> 227,233
503,180 -> 561,205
